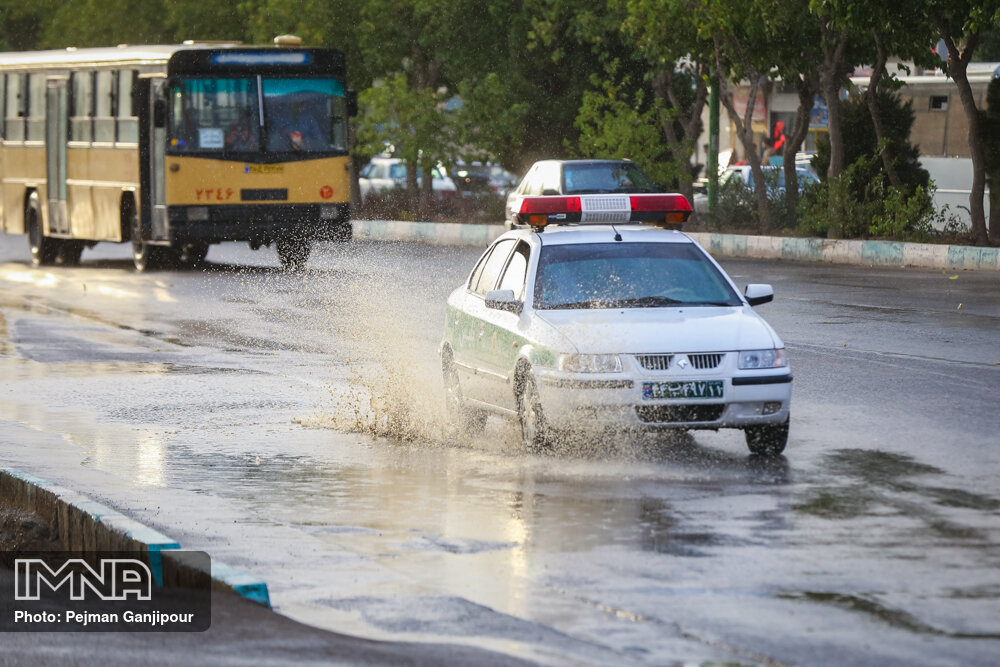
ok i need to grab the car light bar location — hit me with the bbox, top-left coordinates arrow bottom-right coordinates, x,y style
516,194 -> 691,229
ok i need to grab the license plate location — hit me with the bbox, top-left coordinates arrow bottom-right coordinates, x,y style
642,380 -> 724,400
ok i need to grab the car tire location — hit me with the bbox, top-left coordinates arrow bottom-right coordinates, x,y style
276,238 -> 310,270
517,371 -> 551,452
442,351 -> 487,434
744,417 -> 789,456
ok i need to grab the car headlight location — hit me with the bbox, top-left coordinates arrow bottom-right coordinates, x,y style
557,353 -> 622,373
738,348 -> 787,369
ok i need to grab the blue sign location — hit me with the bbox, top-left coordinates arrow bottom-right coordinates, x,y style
810,96 -> 828,130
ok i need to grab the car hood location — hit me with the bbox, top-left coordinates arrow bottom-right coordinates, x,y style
534,307 -> 781,354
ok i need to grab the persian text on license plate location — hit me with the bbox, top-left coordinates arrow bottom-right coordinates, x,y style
642,380 -> 724,400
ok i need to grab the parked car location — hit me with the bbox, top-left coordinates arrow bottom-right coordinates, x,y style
505,159 -> 661,228
693,165 -> 819,214
358,157 -> 457,201
441,192 -> 791,455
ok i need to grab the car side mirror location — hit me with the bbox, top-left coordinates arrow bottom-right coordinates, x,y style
744,284 -> 774,306
485,289 -> 523,314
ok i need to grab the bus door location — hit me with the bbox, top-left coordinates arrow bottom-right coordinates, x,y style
45,77 -> 69,236
136,75 -> 168,243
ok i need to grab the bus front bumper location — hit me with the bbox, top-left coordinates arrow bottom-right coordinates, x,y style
167,203 -> 350,244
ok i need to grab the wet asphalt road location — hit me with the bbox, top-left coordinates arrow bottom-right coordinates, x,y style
1,232 -> 999,666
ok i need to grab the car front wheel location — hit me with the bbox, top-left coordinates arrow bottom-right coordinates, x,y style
744,417 -> 789,456
517,372 -> 551,452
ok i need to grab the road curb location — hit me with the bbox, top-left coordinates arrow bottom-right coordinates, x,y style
0,467 -> 271,607
350,219 -> 1000,271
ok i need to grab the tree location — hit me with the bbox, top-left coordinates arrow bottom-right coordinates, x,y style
704,0 -> 777,230
812,90 -> 929,197
619,0 -> 712,201
0,0 -> 59,51
930,0 -> 1000,244
39,0 -> 171,48
983,77 -> 1000,236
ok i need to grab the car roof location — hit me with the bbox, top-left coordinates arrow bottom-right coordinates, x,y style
501,224 -> 697,247
534,159 -> 637,167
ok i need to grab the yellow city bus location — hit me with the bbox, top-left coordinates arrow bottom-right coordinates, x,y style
0,38 -> 356,270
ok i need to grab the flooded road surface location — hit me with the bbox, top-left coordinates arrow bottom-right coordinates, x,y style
1,234 -> 999,665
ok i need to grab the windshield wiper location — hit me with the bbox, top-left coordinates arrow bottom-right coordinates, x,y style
678,300 -> 738,307
545,299 -> 606,310
607,296 -> 683,308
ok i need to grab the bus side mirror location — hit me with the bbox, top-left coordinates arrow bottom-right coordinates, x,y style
347,90 -> 358,117
153,99 -> 166,128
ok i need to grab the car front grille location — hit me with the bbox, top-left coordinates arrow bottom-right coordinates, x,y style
634,353 -> 724,371
635,404 -> 726,423
687,353 -> 724,369
635,354 -> 673,371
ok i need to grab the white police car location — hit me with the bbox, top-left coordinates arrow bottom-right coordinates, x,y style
440,193 -> 792,455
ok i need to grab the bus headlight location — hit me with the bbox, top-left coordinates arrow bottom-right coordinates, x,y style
187,206 -> 209,221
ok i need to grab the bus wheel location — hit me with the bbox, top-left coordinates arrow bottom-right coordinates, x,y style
26,194 -> 57,266
276,238 -> 310,270
178,243 -> 208,265
58,242 -> 84,266
128,203 -> 166,272
332,222 -> 352,243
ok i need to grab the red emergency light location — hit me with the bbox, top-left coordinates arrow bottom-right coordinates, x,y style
515,193 -> 691,229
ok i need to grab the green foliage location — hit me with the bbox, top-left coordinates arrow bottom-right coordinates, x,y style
572,63 -> 689,187
704,178 -> 757,231
812,90 -> 929,197
0,0 -> 60,50
799,153 -> 941,240
354,73 -> 454,169
39,0 -> 173,48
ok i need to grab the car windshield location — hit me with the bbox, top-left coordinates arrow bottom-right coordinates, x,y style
563,163 -> 658,194
534,242 -> 741,310
168,77 -> 348,153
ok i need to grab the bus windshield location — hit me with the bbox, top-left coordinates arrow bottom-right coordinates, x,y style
168,77 -> 348,153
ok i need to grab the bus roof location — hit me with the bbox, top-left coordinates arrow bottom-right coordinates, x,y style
0,43 -> 345,74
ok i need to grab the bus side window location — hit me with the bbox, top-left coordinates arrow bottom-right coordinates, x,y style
5,74 -> 25,142
26,73 -> 45,141
70,71 -> 93,143
117,70 -> 138,143
94,70 -> 114,143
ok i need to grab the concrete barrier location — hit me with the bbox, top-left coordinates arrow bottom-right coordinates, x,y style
351,219 -> 1000,271
0,468 -> 270,607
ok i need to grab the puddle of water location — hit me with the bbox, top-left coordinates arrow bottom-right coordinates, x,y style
779,591 -> 1000,640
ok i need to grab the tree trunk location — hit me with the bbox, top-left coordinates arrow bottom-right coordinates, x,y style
419,164 -> 434,219
989,176 -> 1000,238
819,25 -> 849,182
404,150 -> 420,214
782,75 -> 818,219
652,66 -> 709,202
866,31 -> 903,189
718,74 -> 771,231
942,32 -> 989,245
